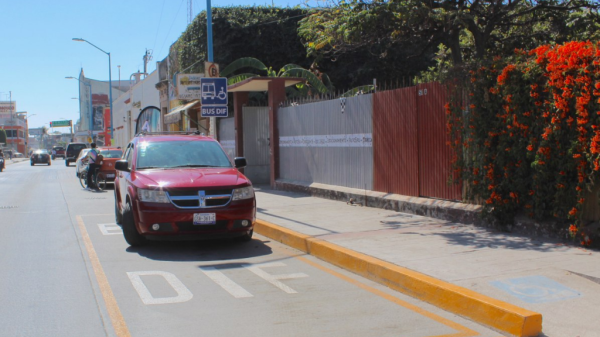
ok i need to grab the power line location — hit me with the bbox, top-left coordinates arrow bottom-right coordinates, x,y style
158,0 -> 186,59
152,0 -> 167,53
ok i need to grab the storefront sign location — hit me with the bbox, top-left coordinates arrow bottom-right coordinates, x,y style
177,73 -> 204,100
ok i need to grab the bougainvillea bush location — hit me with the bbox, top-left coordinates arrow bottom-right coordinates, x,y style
446,41 -> 600,246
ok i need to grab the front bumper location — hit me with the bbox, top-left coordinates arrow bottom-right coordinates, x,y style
133,198 -> 256,238
31,157 -> 50,163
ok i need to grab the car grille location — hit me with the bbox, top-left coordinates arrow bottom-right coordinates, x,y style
166,189 -> 232,209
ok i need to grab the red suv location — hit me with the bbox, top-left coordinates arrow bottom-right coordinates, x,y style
114,133 -> 256,246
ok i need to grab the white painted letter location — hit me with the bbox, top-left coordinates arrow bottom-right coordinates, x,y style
127,271 -> 193,305
200,267 -> 253,298
244,262 -> 308,294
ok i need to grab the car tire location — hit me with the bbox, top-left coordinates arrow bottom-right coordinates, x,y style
114,192 -> 123,225
234,229 -> 253,242
122,203 -> 147,246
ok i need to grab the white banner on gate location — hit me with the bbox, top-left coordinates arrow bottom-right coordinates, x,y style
279,133 -> 372,148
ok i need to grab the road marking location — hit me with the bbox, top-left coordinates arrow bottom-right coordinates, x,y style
98,223 -> 123,235
491,275 -> 581,303
244,262 -> 308,294
127,271 -> 194,305
76,216 -> 131,337
295,256 -> 479,337
266,242 -> 479,337
200,266 -> 254,298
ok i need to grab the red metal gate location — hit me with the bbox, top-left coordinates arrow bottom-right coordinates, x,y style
373,82 -> 461,201
373,87 -> 419,196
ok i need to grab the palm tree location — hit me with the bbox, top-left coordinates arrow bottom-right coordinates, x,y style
220,57 -> 333,97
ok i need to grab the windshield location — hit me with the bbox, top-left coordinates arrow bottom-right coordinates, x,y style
136,140 -> 232,169
100,150 -> 123,158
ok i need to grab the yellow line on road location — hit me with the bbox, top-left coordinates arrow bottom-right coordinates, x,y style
294,254 -> 479,337
76,216 -> 130,337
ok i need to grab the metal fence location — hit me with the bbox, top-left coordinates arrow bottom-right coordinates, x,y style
278,95 -> 374,190
217,117 -> 235,160
242,107 -> 270,185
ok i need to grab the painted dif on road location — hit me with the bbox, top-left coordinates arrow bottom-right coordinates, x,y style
254,219 -> 543,337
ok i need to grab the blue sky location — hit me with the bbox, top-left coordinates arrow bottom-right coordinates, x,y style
0,0 -> 318,131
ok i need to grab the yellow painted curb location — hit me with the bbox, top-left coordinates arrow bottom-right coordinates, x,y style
255,219 -> 543,337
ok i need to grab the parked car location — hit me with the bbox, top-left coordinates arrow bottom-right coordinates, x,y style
51,146 -> 66,160
97,147 -> 123,184
31,149 -> 51,166
114,133 -> 255,246
66,143 -> 88,166
75,147 -> 123,185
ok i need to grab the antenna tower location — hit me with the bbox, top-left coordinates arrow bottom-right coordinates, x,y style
188,0 -> 193,24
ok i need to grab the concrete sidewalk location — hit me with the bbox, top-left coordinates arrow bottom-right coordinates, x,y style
254,186 -> 600,337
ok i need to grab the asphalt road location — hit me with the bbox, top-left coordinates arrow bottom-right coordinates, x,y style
0,161 -> 500,337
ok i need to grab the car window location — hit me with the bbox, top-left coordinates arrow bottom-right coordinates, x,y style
100,150 -> 123,158
136,140 -> 232,169
126,145 -> 134,170
69,144 -> 87,151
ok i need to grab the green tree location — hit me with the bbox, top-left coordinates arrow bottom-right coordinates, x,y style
299,0 -> 599,67
220,57 -> 333,96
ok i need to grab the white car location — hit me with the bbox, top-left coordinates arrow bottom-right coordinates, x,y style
75,149 -> 91,178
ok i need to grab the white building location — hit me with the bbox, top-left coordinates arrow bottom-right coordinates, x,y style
112,70 -> 160,149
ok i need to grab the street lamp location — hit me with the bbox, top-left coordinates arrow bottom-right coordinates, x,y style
66,76 -> 93,141
72,38 -> 113,145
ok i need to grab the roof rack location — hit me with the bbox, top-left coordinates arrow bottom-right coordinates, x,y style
135,130 -> 204,137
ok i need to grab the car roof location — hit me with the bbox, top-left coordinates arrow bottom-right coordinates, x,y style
99,147 -> 122,151
133,134 -> 216,143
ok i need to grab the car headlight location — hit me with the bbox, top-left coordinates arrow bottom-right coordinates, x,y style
138,189 -> 170,203
232,186 -> 254,200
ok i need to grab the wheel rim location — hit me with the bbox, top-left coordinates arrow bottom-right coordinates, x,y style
79,172 -> 87,189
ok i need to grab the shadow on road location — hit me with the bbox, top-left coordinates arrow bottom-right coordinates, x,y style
126,238 -> 274,262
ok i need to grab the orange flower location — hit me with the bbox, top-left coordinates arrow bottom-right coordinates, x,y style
569,224 -> 578,234
573,154 -> 582,159
569,207 -> 578,216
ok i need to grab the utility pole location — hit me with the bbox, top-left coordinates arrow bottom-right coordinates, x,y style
118,65 -> 121,89
143,49 -> 152,75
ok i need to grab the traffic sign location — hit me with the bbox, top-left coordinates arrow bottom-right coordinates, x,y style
50,120 -> 71,127
201,106 -> 228,118
200,78 -> 228,106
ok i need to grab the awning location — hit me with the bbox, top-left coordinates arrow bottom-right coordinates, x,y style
164,100 -> 200,124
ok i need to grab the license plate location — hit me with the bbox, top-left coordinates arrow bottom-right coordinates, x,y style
193,213 -> 216,225
106,174 -> 115,178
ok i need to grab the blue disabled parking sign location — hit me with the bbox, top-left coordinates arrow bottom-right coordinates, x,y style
200,78 -> 228,106
200,77 -> 228,117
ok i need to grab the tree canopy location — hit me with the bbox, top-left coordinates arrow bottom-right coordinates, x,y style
299,0 -> 600,67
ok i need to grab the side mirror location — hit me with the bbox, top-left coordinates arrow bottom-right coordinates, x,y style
234,157 -> 247,169
115,160 -> 130,172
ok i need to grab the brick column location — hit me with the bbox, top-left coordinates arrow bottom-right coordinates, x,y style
268,79 -> 286,187
234,91 -> 248,161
